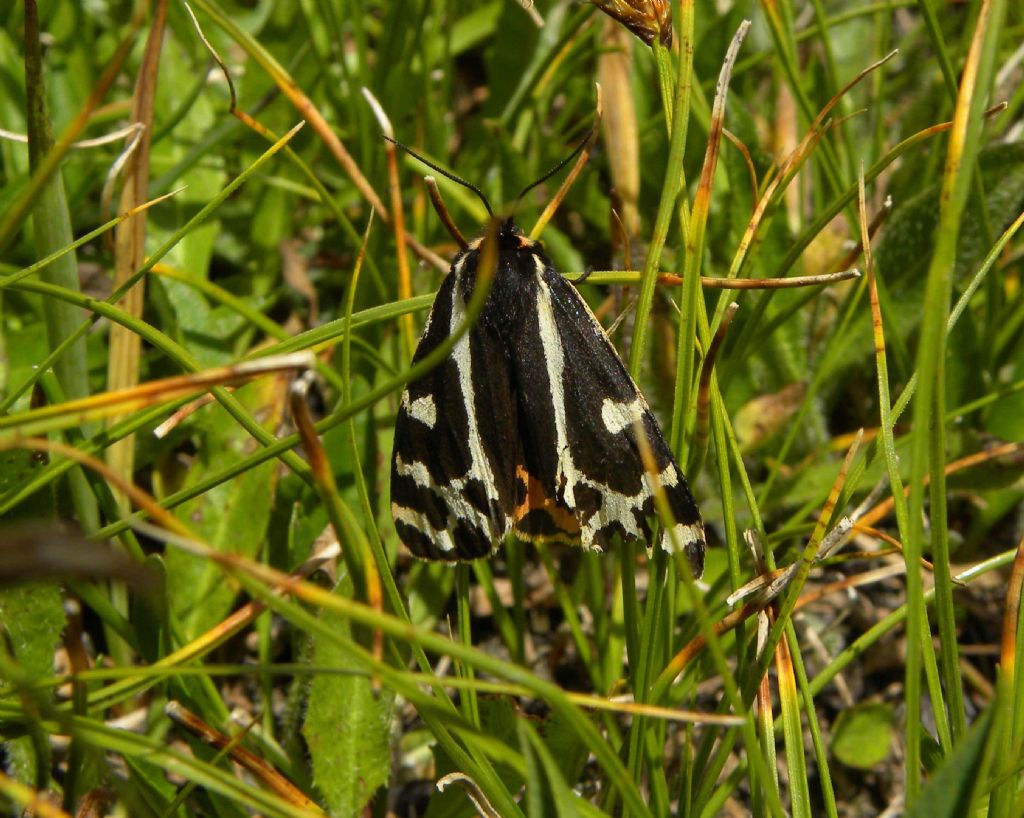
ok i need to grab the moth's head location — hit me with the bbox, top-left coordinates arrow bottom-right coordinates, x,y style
490,218 -> 547,269
469,217 -> 543,260
499,217 -> 536,250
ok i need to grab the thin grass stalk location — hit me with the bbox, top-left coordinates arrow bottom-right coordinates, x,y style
808,0 -> 850,169
1006,533 -> 1024,754
869,0 -> 893,161
990,541 -> 1024,818
710,388 -> 751,676
22,0 -> 99,537
674,20 -> 749,454
619,29 -> 695,706
688,303 -> 737,476
787,619 -> 839,818
627,33 -> 691,378
905,5 -> 1007,791
625,549 -> 670,813
455,564 -> 481,728
536,547 -> 600,688
776,630 -> 812,817
470,559 -> 521,664
667,0 -> 697,455
505,539 -> 529,666
857,148 -> 962,751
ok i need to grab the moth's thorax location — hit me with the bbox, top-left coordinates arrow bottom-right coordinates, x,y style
457,220 -> 550,335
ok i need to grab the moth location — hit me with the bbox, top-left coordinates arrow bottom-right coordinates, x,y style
389,145 -> 705,574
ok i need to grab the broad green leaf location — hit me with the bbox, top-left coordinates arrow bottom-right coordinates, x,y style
0,581 -> 65,786
303,576 -> 394,818
830,702 -> 893,769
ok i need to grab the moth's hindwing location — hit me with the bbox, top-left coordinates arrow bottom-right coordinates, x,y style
390,255 -> 520,561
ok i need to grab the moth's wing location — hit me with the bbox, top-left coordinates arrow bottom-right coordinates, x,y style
391,264 -> 520,561
510,257 -> 705,575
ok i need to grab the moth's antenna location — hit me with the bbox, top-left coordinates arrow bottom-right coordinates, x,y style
514,127 -> 595,208
383,136 -> 494,218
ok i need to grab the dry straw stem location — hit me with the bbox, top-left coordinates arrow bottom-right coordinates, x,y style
575,269 -> 861,288
0,122 -> 142,149
165,702 -> 324,812
105,0 -> 168,506
1001,533 -> 1024,678
289,380 -> 384,639
0,353 -> 315,438
599,19 -> 641,237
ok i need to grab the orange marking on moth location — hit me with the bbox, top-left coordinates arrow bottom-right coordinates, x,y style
512,464 -> 581,543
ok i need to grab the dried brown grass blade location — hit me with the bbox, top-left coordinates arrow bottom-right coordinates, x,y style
106,0 -> 169,508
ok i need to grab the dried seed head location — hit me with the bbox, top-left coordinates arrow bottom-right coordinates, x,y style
589,0 -> 672,47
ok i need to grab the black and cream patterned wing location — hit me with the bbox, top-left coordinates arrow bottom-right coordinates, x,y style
511,253 -> 705,575
390,256 -> 520,561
